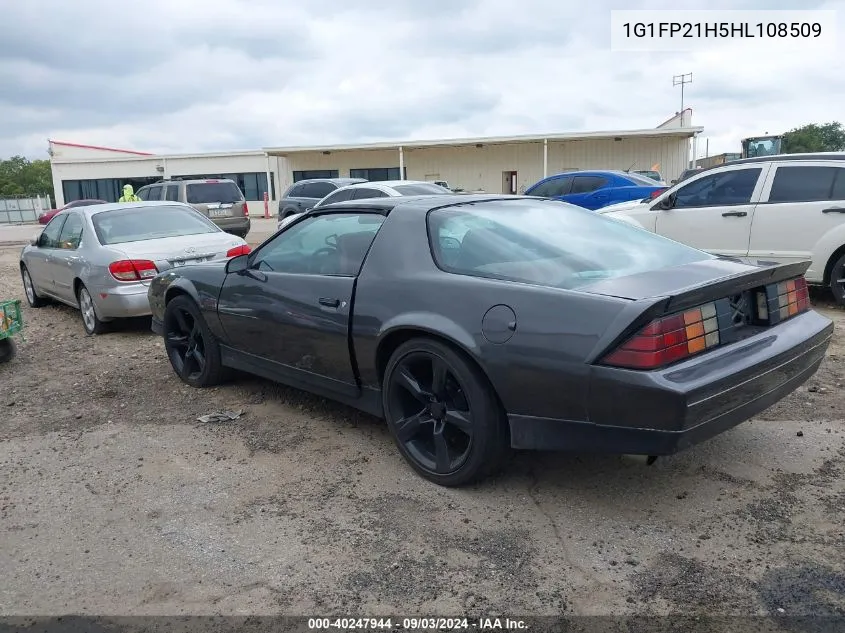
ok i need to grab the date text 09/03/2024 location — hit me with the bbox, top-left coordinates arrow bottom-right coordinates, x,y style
622,22 -> 822,38
307,618 -> 527,630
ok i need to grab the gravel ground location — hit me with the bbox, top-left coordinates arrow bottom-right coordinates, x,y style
0,243 -> 844,617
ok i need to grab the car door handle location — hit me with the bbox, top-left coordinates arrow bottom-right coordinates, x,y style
722,211 -> 748,217
822,207 -> 845,214
318,297 -> 340,308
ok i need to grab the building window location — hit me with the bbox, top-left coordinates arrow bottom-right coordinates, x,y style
62,177 -> 160,203
293,170 -> 340,182
349,167 -> 407,181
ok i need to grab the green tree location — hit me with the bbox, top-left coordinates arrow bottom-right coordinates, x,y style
782,122 -> 845,153
0,156 -> 55,201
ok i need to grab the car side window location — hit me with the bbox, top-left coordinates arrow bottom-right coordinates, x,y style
673,168 -> 762,208
570,176 -> 608,194
319,189 -> 355,206
165,185 -> 180,201
57,213 -> 84,249
38,215 -> 67,248
145,186 -> 163,200
352,188 -> 388,199
833,168 -> 845,200
767,166 -> 837,203
251,212 -> 386,276
530,176 -> 572,197
136,188 -> 149,201
301,182 -> 337,199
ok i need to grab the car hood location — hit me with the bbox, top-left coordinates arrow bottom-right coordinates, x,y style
596,199 -> 650,214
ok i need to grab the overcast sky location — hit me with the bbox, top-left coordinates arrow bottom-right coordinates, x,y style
1,0 -> 842,160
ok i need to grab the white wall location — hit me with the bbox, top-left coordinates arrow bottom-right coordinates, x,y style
282,136 -> 690,194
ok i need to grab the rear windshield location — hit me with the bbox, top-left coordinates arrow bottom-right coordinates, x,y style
427,199 -> 711,290
186,181 -> 243,204
623,172 -> 662,186
392,183 -> 451,195
93,205 -> 220,245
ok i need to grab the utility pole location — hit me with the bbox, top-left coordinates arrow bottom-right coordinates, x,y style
672,73 -> 693,114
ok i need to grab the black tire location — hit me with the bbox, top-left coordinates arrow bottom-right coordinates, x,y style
829,252 -> 845,306
162,295 -> 226,387
77,284 -> 108,335
0,338 -> 16,364
382,337 -> 511,487
20,265 -> 46,308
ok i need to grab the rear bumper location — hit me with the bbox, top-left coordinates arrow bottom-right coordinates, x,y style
509,310 -> 833,454
212,217 -> 251,235
93,283 -> 152,319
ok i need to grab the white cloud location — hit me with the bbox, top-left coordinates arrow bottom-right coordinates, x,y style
1,0 -> 843,159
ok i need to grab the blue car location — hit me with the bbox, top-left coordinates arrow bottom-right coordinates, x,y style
524,170 -> 667,210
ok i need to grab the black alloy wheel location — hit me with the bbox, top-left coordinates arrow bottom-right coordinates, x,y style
163,296 -> 225,387
383,338 -> 510,486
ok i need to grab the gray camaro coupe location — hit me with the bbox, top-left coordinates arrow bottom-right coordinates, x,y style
21,201 -> 251,335
147,194 -> 833,486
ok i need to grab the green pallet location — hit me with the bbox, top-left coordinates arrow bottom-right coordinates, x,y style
0,299 -> 23,339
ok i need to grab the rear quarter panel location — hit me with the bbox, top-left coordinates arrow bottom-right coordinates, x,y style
148,264 -> 230,339
351,206 -> 632,422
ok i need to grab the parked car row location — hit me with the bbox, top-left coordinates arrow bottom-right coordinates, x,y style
600,153 -> 845,305
19,164 -> 837,487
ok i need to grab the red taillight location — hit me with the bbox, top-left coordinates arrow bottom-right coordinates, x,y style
108,259 -> 158,282
226,245 -> 251,257
759,276 -> 810,321
602,302 -> 721,370
649,188 -> 666,199
241,201 -> 249,217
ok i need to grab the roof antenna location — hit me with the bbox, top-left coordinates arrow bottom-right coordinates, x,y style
625,161 -> 636,173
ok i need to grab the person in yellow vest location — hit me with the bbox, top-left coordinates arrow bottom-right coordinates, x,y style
118,184 -> 141,202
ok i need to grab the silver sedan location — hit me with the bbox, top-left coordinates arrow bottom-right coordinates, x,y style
20,201 -> 251,335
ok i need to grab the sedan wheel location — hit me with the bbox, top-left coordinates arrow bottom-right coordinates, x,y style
830,253 -> 845,306
78,285 -> 107,335
163,296 -> 225,387
20,266 -> 46,308
383,338 -> 510,487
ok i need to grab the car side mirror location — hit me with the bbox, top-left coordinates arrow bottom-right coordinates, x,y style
225,253 -> 249,274
654,194 -> 675,211
30,233 -> 41,246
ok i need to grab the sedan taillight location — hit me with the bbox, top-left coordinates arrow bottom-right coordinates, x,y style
226,245 -> 251,257
108,259 -> 158,282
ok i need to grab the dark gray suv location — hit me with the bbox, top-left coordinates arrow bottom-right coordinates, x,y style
278,178 -> 366,219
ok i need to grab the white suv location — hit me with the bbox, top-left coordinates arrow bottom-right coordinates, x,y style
602,154 -> 845,304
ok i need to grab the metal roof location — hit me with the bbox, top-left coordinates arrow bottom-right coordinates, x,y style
263,127 -> 703,154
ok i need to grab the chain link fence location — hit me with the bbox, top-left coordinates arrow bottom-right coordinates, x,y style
0,194 -> 52,224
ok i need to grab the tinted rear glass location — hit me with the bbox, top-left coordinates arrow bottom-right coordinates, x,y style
186,181 -> 243,204
623,172 -> 661,186
427,199 -> 710,290
392,184 -> 451,195
93,205 -> 220,245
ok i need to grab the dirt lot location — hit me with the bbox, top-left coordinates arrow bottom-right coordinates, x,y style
1,241 -> 844,618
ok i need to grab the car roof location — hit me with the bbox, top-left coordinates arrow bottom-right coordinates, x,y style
314,193 -> 548,214
66,200 -> 191,217
145,178 -> 237,186
294,177 -> 367,186
681,152 -> 845,179
544,170 -> 641,179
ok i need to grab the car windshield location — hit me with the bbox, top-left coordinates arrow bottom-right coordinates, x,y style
428,199 -> 711,290
623,172 -> 661,186
92,205 -> 220,244
186,181 -> 243,204
392,183 -> 451,195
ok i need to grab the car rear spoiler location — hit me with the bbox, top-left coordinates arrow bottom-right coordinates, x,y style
661,259 -> 811,313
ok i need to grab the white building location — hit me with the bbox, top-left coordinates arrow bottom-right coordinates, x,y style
49,110 -> 701,211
